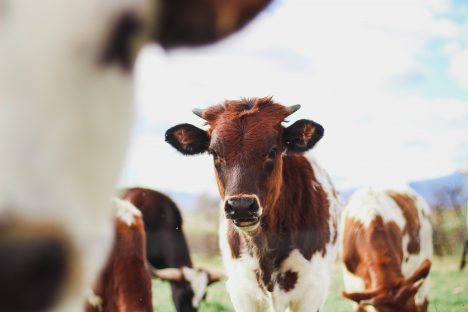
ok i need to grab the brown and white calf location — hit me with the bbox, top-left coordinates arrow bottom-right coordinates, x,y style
122,187 -> 222,311
0,1 -> 271,311
85,198 -> 152,312
165,97 -> 341,311
341,187 -> 433,312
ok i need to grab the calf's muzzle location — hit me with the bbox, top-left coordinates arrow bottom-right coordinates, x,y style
224,196 -> 260,230
0,226 -> 69,312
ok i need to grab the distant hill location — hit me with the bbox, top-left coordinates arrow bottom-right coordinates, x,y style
339,171 -> 468,208
409,171 -> 468,207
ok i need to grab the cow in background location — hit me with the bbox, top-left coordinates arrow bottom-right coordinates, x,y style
0,1 -> 272,311
341,187 -> 433,312
86,198 -> 152,312
122,187 -> 222,311
165,98 -> 341,312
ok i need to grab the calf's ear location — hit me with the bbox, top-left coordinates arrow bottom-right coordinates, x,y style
283,119 -> 324,153
165,123 -> 209,155
405,259 -> 431,284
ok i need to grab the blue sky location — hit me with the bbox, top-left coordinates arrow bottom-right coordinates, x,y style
394,38 -> 468,101
121,0 -> 468,195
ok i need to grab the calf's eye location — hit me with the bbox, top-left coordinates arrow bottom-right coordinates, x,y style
268,147 -> 278,159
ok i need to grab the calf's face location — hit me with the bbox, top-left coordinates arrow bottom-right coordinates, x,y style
342,259 -> 431,312
165,98 -> 324,232
153,266 -> 223,309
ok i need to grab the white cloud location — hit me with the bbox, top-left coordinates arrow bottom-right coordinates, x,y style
121,0 -> 468,194
449,49 -> 468,89
443,41 -> 462,56
120,134 -> 218,195
425,0 -> 451,13
315,96 -> 468,189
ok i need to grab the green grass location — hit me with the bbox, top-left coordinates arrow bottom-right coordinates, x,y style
427,257 -> 468,312
152,256 -> 468,311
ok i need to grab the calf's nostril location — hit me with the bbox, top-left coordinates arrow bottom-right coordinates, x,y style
225,204 -> 235,217
227,198 -> 255,209
0,237 -> 68,312
248,201 -> 258,212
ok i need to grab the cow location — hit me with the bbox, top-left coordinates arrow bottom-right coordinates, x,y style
164,97 -> 341,312
85,198 -> 152,312
121,187 -> 222,311
0,1 -> 272,311
341,187 -> 433,312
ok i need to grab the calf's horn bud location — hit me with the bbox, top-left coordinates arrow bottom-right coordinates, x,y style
286,104 -> 301,116
192,108 -> 205,119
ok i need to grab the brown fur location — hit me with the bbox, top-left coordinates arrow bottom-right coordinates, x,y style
277,270 -> 298,292
121,187 -> 194,268
204,98 -> 331,292
155,0 -> 273,48
175,128 -> 199,148
101,0 -> 273,68
254,269 -> 265,293
301,123 -> 316,143
122,188 -> 211,312
85,210 -> 152,312
342,212 -> 429,312
387,192 -> 421,254
332,217 -> 339,245
227,221 -> 242,259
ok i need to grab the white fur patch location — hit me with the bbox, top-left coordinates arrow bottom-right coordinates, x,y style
86,288 -> 103,312
182,267 -> 209,308
310,157 -> 342,254
112,198 -> 142,226
272,249 -> 334,311
343,187 -> 406,228
219,217 -> 271,312
341,268 -> 365,293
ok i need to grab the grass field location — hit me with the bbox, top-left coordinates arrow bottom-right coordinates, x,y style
152,255 -> 468,312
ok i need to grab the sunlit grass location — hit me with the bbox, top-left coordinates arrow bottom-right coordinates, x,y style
152,255 -> 468,311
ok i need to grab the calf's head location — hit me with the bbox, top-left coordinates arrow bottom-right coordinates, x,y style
0,0 -> 273,310
165,97 -> 324,232
342,259 -> 431,312
152,267 -> 223,309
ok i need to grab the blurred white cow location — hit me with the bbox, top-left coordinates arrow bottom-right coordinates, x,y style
0,1 -> 271,311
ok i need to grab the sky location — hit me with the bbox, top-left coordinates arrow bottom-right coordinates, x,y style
120,0 -> 468,195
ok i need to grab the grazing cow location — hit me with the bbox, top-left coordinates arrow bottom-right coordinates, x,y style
341,187 -> 433,312
0,1 -> 272,311
122,187 -> 222,311
85,198 -> 152,312
165,97 -> 341,312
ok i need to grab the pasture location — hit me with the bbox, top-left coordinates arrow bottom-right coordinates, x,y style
152,255 -> 468,312
147,200 -> 468,311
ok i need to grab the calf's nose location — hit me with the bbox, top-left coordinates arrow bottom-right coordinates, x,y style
0,236 -> 68,312
225,197 -> 259,219
227,197 -> 255,209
